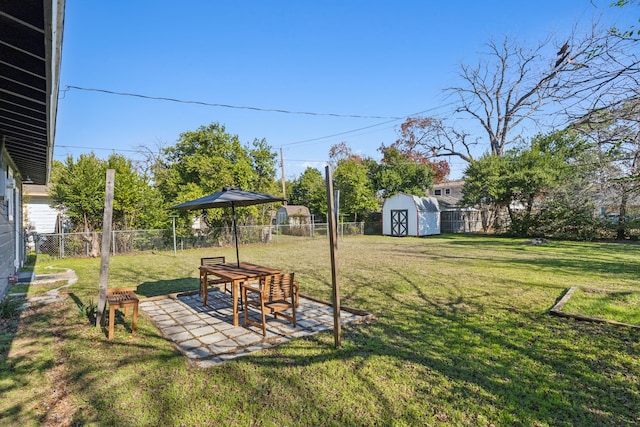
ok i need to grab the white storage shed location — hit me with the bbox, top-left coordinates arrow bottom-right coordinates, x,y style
382,193 -> 440,237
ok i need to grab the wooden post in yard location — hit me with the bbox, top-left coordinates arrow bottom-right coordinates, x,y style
96,169 -> 115,327
325,166 -> 341,348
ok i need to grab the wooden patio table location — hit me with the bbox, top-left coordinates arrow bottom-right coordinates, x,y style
199,262 -> 282,326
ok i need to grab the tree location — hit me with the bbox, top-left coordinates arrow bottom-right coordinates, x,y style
462,131 -> 594,235
249,137 -> 279,194
374,146 -> 437,197
611,0 -> 640,39
50,153 -> 106,256
571,97 -> 640,239
105,154 -> 166,231
50,152 -> 160,256
333,158 -> 379,222
154,122 -> 279,231
461,154 -> 510,231
156,123 -> 253,204
393,27 -> 639,165
392,115 -> 471,162
327,143 -> 379,221
289,167 -> 327,220
528,131 -> 602,240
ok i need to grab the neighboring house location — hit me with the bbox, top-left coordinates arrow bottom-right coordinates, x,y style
23,185 -> 62,234
429,180 -> 484,233
0,1 -> 65,298
428,179 -> 465,209
276,205 -> 311,225
382,193 -> 440,237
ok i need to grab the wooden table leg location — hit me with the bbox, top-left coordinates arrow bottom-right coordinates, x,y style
203,271 -> 208,306
232,279 -> 239,326
109,305 -> 115,340
132,302 -> 138,336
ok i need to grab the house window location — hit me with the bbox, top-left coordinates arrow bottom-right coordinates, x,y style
434,189 -> 442,196
445,188 -> 451,195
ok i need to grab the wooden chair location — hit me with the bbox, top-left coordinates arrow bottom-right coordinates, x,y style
242,273 -> 299,336
200,256 -> 228,294
200,257 -> 241,309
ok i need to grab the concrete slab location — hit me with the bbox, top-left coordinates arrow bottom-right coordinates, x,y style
140,288 -> 373,368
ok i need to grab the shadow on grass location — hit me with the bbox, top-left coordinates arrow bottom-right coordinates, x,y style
231,266 -> 640,426
507,255 -> 639,278
0,253 -> 37,372
5,241 -> 640,426
0,297 -> 186,426
0,302 -> 59,425
136,277 -> 197,298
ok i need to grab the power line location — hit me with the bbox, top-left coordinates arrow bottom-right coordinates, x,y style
281,119 -> 400,147
58,86 -> 461,159
281,104 -> 459,147
63,85 -> 403,120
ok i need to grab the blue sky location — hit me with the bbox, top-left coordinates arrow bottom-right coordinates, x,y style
55,1 -> 637,180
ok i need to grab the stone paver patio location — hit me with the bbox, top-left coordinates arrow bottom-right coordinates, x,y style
140,289 -> 372,368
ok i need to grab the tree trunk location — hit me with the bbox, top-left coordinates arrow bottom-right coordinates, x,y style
616,191 -> 628,241
89,232 -> 100,257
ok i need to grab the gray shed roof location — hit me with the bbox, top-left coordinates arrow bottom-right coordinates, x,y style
412,195 -> 440,212
278,205 -> 311,216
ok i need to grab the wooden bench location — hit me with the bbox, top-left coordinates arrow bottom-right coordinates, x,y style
107,287 -> 139,340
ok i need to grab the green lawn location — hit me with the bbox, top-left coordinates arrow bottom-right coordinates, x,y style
1,235 -> 639,426
560,287 -> 640,326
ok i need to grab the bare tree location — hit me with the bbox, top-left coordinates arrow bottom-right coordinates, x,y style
133,139 -> 167,180
392,116 -> 476,162
393,23 -> 640,165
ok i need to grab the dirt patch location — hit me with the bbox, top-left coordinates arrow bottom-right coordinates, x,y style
39,358 -> 74,427
34,303 -> 78,427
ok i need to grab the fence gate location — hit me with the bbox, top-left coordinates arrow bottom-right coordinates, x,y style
390,210 -> 408,236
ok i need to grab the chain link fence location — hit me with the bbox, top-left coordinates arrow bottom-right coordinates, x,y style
33,222 -> 368,258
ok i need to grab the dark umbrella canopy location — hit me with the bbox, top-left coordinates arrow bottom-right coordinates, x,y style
170,187 -> 285,266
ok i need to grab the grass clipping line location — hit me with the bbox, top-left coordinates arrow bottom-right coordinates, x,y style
550,286 -> 640,329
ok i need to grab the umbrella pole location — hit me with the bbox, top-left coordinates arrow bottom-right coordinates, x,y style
232,203 -> 240,267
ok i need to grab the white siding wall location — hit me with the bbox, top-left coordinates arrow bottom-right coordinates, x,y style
25,198 -> 58,233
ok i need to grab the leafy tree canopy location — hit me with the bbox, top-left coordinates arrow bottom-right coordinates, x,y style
374,146 -> 437,197
462,130 -> 596,235
333,157 -> 379,221
289,167 -> 327,220
49,152 -> 164,233
154,122 -> 279,229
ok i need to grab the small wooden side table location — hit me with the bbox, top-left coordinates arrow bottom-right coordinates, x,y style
107,287 -> 139,340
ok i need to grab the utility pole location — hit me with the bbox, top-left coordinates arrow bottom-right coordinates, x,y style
280,147 -> 286,203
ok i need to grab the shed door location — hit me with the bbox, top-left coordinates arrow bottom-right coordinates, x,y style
390,210 -> 408,236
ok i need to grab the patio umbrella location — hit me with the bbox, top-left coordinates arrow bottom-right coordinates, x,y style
170,186 -> 285,266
